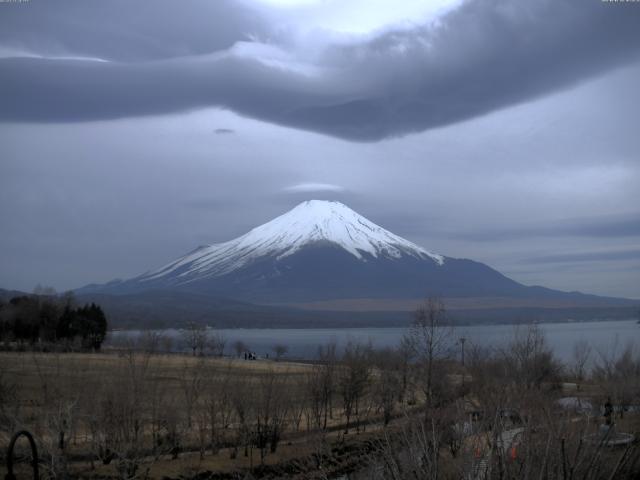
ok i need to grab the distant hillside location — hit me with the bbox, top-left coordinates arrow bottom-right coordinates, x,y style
0,288 -> 30,301
77,290 -> 638,329
3,288 -> 636,329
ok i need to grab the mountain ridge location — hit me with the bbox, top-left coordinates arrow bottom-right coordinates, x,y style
77,200 -> 636,311
136,200 -> 444,288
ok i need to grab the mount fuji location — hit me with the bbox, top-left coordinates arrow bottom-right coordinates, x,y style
79,200 -> 630,312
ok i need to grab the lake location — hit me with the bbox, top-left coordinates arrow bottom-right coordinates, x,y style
108,319 -> 640,364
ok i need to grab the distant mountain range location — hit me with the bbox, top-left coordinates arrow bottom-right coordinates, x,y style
72,200 -> 636,327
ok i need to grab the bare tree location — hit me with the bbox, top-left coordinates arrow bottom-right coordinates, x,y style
147,357 -> 169,456
157,395 -> 184,460
339,341 -> 371,434
90,350 -> 157,479
202,363 -> 234,455
161,335 -> 174,354
252,368 -> 291,463
273,344 -> 288,361
138,331 -> 163,354
306,366 -> 326,431
229,375 -> 254,462
318,341 -> 337,428
233,340 -> 248,358
0,360 -> 18,435
593,342 -> 640,419
404,296 -> 454,406
375,363 -> 400,426
504,324 -> 561,390
370,415 -> 446,480
289,382 -> 307,432
207,331 -> 226,357
570,339 -> 592,381
30,352 -> 81,479
182,322 -> 208,356
395,341 -> 414,404
178,357 -> 206,428
304,342 -> 339,433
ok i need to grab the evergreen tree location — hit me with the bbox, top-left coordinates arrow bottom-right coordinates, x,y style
0,294 -> 108,350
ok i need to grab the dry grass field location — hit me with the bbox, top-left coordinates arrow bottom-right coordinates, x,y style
0,349 -> 396,479
2,322 -> 640,480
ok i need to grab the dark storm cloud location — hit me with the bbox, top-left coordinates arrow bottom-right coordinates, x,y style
1,0 -> 640,140
0,0 -> 266,61
0,54 -> 337,122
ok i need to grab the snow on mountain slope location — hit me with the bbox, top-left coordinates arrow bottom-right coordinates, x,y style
140,200 -> 444,285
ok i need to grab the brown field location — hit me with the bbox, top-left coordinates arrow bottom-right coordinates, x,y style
2,321 -> 640,480
0,350 -> 398,479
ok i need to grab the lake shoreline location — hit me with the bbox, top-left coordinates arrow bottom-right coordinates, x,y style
107,319 -> 640,363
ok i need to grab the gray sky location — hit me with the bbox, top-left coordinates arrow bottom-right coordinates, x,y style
1,0 -> 639,299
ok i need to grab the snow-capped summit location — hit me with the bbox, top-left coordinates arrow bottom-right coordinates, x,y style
271,200 -> 443,262
140,200 -> 443,285
77,200 -> 633,318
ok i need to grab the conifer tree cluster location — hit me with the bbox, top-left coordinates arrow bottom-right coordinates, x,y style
0,293 -> 107,350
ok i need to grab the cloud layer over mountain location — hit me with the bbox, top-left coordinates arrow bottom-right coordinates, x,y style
2,0 -> 640,140
1,0 -> 639,299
